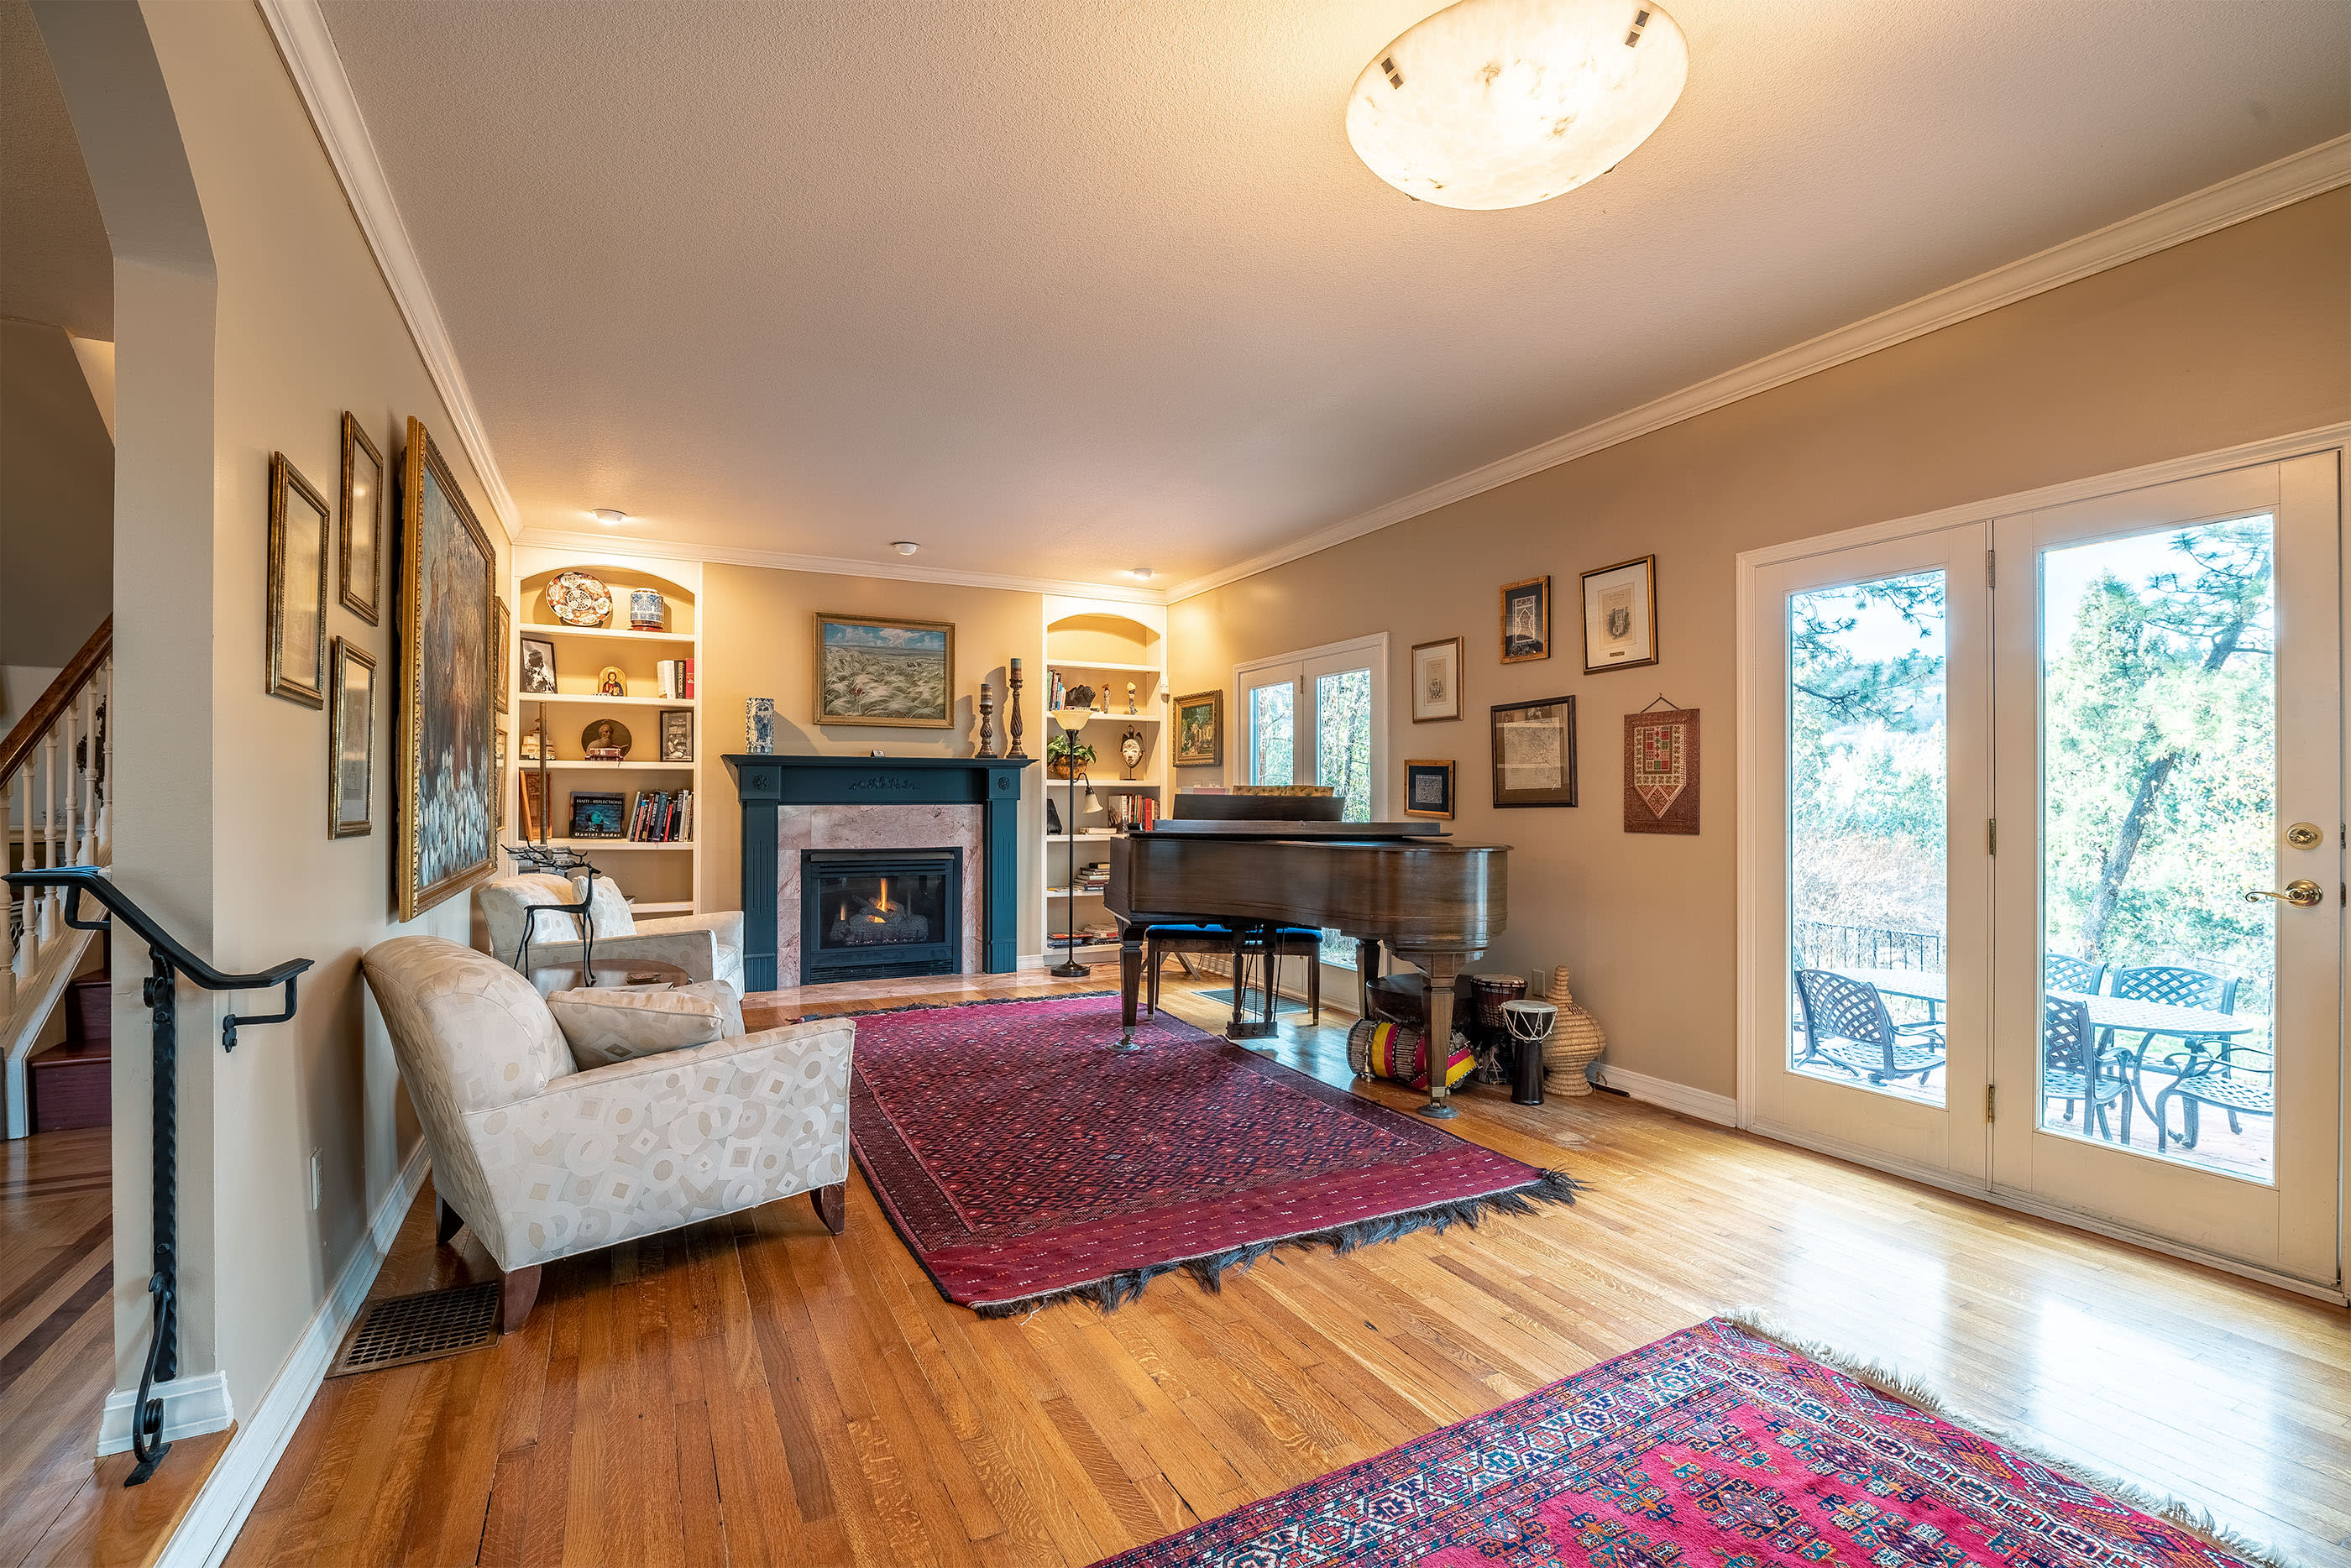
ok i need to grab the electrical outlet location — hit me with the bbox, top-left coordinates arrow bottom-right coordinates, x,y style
309,1149 -> 322,1211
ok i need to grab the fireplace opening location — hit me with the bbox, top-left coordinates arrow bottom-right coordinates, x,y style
799,849 -> 961,984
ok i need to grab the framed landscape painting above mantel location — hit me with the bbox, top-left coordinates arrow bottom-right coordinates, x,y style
814,612 -> 955,728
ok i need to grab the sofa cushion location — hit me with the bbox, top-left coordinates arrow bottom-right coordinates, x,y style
479,874 -> 582,959
547,984 -> 725,1067
674,980 -> 745,1040
568,873 -> 637,938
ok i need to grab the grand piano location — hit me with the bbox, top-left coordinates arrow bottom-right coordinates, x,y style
1103,810 -> 1507,1118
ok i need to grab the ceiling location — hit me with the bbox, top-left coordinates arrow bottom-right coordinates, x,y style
1,0 -> 113,340
316,0 -> 2351,593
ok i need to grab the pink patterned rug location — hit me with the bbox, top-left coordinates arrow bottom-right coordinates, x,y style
1092,1316 -> 2270,1568
843,993 -> 1578,1316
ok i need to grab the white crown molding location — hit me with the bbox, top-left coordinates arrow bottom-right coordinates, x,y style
258,0 -> 520,537
512,526 -> 1168,606
1165,133 -> 2351,604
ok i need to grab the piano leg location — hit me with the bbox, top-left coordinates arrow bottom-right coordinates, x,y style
1354,938 -> 1382,1027
1419,954 -> 1462,1119
1116,927 -> 1144,1053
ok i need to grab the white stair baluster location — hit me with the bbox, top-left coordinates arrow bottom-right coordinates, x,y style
18,771 -> 37,967
95,658 -> 113,860
62,702 -> 78,874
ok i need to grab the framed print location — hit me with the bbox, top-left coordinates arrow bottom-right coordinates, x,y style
568,791 -> 626,839
494,597 -> 511,713
1490,695 -> 1577,808
1173,689 -> 1223,767
494,727 -> 507,828
1625,704 -> 1699,835
327,637 -> 374,837
396,417 -> 499,920
1499,576 -> 1551,663
660,708 -> 694,761
338,413 -> 384,625
519,769 -> 547,842
1582,554 -> 1658,674
1411,636 -> 1463,723
1402,758 -> 1456,819
267,452 -> 331,708
814,612 -> 954,728
519,634 -> 558,694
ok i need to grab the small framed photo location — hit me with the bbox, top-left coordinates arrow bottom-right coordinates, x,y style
1411,637 -> 1463,723
1174,690 -> 1223,767
1402,758 -> 1456,819
1581,554 -> 1658,674
327,637 -> 374,837
268,452 -> 331,707
1490,695 -> 1577,808
494,597 -> 511,713
659,707 -> 694,761
568,791 -> 626,839
519,633 -> 558,694
494,728 -> 507,828
1499,576 -> 1551,664
338,413 -> 383,625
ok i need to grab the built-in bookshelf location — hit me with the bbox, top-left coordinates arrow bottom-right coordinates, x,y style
507,549 -> 704,916
1039,594 -> 1167,959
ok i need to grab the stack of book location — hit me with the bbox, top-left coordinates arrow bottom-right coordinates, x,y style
626,789 -> 694,843
654,658 -> 695,699
1101,794 -> 1158,830
1072,860 -> 1110,894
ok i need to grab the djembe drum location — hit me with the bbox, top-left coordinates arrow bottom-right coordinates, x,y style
1466,974 -> 1527,1085
1500,1000 -> 1558,1106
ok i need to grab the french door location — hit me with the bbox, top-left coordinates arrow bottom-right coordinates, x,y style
1747,456 -> 2343,1288
1238,635 -> 1385,821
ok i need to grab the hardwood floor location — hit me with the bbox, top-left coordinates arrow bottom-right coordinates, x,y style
0,1125 -> 227,1568
175,973 -> 2351,1564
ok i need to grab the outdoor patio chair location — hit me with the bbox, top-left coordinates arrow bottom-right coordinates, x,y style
2104,964 -> 2238,1126
1793,970 -> 1945,1087
2151,1040 -> 2273,1153
2042,954 -> 2105,995
2040,993 -> 2131,1142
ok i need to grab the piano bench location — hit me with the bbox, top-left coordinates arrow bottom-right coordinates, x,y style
1145,924 -> 1322,1023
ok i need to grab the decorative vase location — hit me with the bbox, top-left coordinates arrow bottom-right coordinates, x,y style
746,697 -> 775,755
1541,964 -> 1607,1095
628,588 -> 666,630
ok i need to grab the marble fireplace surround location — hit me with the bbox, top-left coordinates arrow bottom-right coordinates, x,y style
724,755 -> 1034,990
779,805 -> 982,982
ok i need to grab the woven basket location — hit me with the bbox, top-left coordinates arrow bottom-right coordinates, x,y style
1541,964 -> 1607,1095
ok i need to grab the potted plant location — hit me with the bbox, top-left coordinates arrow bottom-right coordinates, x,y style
1047,732 -> 1096,780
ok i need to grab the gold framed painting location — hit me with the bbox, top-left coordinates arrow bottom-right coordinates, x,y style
813,612 -> 955,728
1402,757 -> 1456,819
267,452 -> 330,708
396,416 -> 499,919
494,596 -> 511,713
1581,554 -> 1658,674
338,412 -> 384,625
1499,576 -> 1551,664
1173,689 -> 1223,767
327,637 -> 374,838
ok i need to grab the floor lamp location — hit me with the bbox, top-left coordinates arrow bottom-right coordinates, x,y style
1050,686 -> 1096,978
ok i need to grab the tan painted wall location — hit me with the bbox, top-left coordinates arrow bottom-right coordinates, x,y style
116,2 -> 507,1411
1170,190 -> 2351,1100
697,563 -> 1047,954
0,318 -> 112,666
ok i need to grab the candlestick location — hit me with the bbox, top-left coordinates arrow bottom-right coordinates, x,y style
977,681 -> 996,757
1007,658 -> 1027,759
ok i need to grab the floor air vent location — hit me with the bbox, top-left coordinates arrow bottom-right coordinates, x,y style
327,1281 -> 502,1377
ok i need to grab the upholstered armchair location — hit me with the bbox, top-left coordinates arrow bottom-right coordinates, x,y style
360,934 -> 851,1330
478,873 -> 747,996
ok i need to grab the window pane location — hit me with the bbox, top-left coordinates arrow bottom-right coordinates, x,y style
2039,516 -> 2274,1181
1788,571 -> 1949,1106
1314,667 -> 1373,823
1249,681 -> 1293,785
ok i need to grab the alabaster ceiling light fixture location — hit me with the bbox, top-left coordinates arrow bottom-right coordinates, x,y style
1347,0 -> 1688,211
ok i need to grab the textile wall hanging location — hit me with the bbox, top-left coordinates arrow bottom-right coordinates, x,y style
1624,701 -> 1699,835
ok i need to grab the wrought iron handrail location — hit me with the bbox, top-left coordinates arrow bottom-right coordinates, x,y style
3,864 -> 312,1487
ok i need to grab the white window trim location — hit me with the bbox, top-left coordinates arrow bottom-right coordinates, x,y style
1232,631 -> 1390,818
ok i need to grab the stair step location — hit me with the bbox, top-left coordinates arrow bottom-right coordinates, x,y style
65,972 -> 110,1044
29,1037 -> 110,1132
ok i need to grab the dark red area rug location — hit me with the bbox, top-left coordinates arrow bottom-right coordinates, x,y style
845,993 -> 1578,1316
1092,1315 -> 2273,1568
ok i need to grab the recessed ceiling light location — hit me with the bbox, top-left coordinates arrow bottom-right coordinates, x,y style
1347,0 -> 1689,212
892,541 -> 920,556
593,508 -> 628,526
1129,567 -> 1155,580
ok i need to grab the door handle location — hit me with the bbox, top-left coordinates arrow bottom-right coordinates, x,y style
2244,879 -> 2325,908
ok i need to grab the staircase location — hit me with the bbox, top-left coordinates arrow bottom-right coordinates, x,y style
3,617 -> 113,1138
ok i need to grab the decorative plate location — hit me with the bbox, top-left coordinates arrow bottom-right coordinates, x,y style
546,570 -> 612,626
579,718 -> 632,758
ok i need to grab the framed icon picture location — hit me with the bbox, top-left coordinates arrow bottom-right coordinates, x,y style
1403,758 -> 1456,819
1581,554 -> 1658,674
1174,689 -> 1223,767
1411,636 -> 1463,722
267,452 -> 331,708
1490,695 -> 1577,808
1499,576 -> 1550,663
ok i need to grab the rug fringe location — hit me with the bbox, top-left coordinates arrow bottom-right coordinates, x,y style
973,1170 -> 1583,1320
1717,1308 -> 2312,1568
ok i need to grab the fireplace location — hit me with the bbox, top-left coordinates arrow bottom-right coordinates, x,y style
799,849 -> 961,983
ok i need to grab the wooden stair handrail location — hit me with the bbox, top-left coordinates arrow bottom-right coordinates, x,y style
0,615 -> 112,787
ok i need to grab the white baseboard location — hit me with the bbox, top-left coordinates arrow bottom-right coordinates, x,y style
97,1371 -> 233,1455
1590,1064 -> 1739,1126
157,1140 -> 431,1568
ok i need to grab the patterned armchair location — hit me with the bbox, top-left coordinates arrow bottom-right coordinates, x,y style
478,874 -> 747,996
360,935 -> 851,1330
